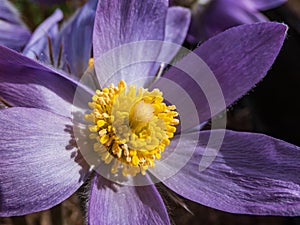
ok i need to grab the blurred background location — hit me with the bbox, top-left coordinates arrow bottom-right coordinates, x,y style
1,0 -> 300,224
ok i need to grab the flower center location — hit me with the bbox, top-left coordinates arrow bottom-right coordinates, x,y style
85,80 -> 179,176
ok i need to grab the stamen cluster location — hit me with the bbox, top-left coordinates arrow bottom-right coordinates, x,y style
85,80 -> 179,176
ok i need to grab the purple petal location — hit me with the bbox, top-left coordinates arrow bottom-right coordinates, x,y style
149,6 -> 191,79
0,0 -> 25,25
0,0 -> 31,51
158,22 -> 286,127
0,107 -> 89,216
23,9 -> 63,62
250,0 -> 286,11
162,6 -> 191,61
88,175 -> 170,225
54,0 -> 97,77
93,0 -> 168,85
165,7 -> 190,44
0,21 -> 31,52
93,0 -> 167,58
163,129 -> 300,215
199,0 -> 268,40
0,45 -> 92,118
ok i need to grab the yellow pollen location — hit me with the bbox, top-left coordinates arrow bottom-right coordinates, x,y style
88,58 -> 94,68
85,80 -> 179,176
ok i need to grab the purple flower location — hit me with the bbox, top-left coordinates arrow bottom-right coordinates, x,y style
0,0 -> 31,51
187,0 -> 286,44
23,0 -> 98,78
0,0 -> 299,224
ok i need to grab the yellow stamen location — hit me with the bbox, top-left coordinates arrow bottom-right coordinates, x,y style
88,58 -> 94,68
85,80 -> 179,176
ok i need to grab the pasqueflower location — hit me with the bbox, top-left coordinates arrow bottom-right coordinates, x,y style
187,0 -> 286,44
1,1 -> 299,225
23,0 -> 98,77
